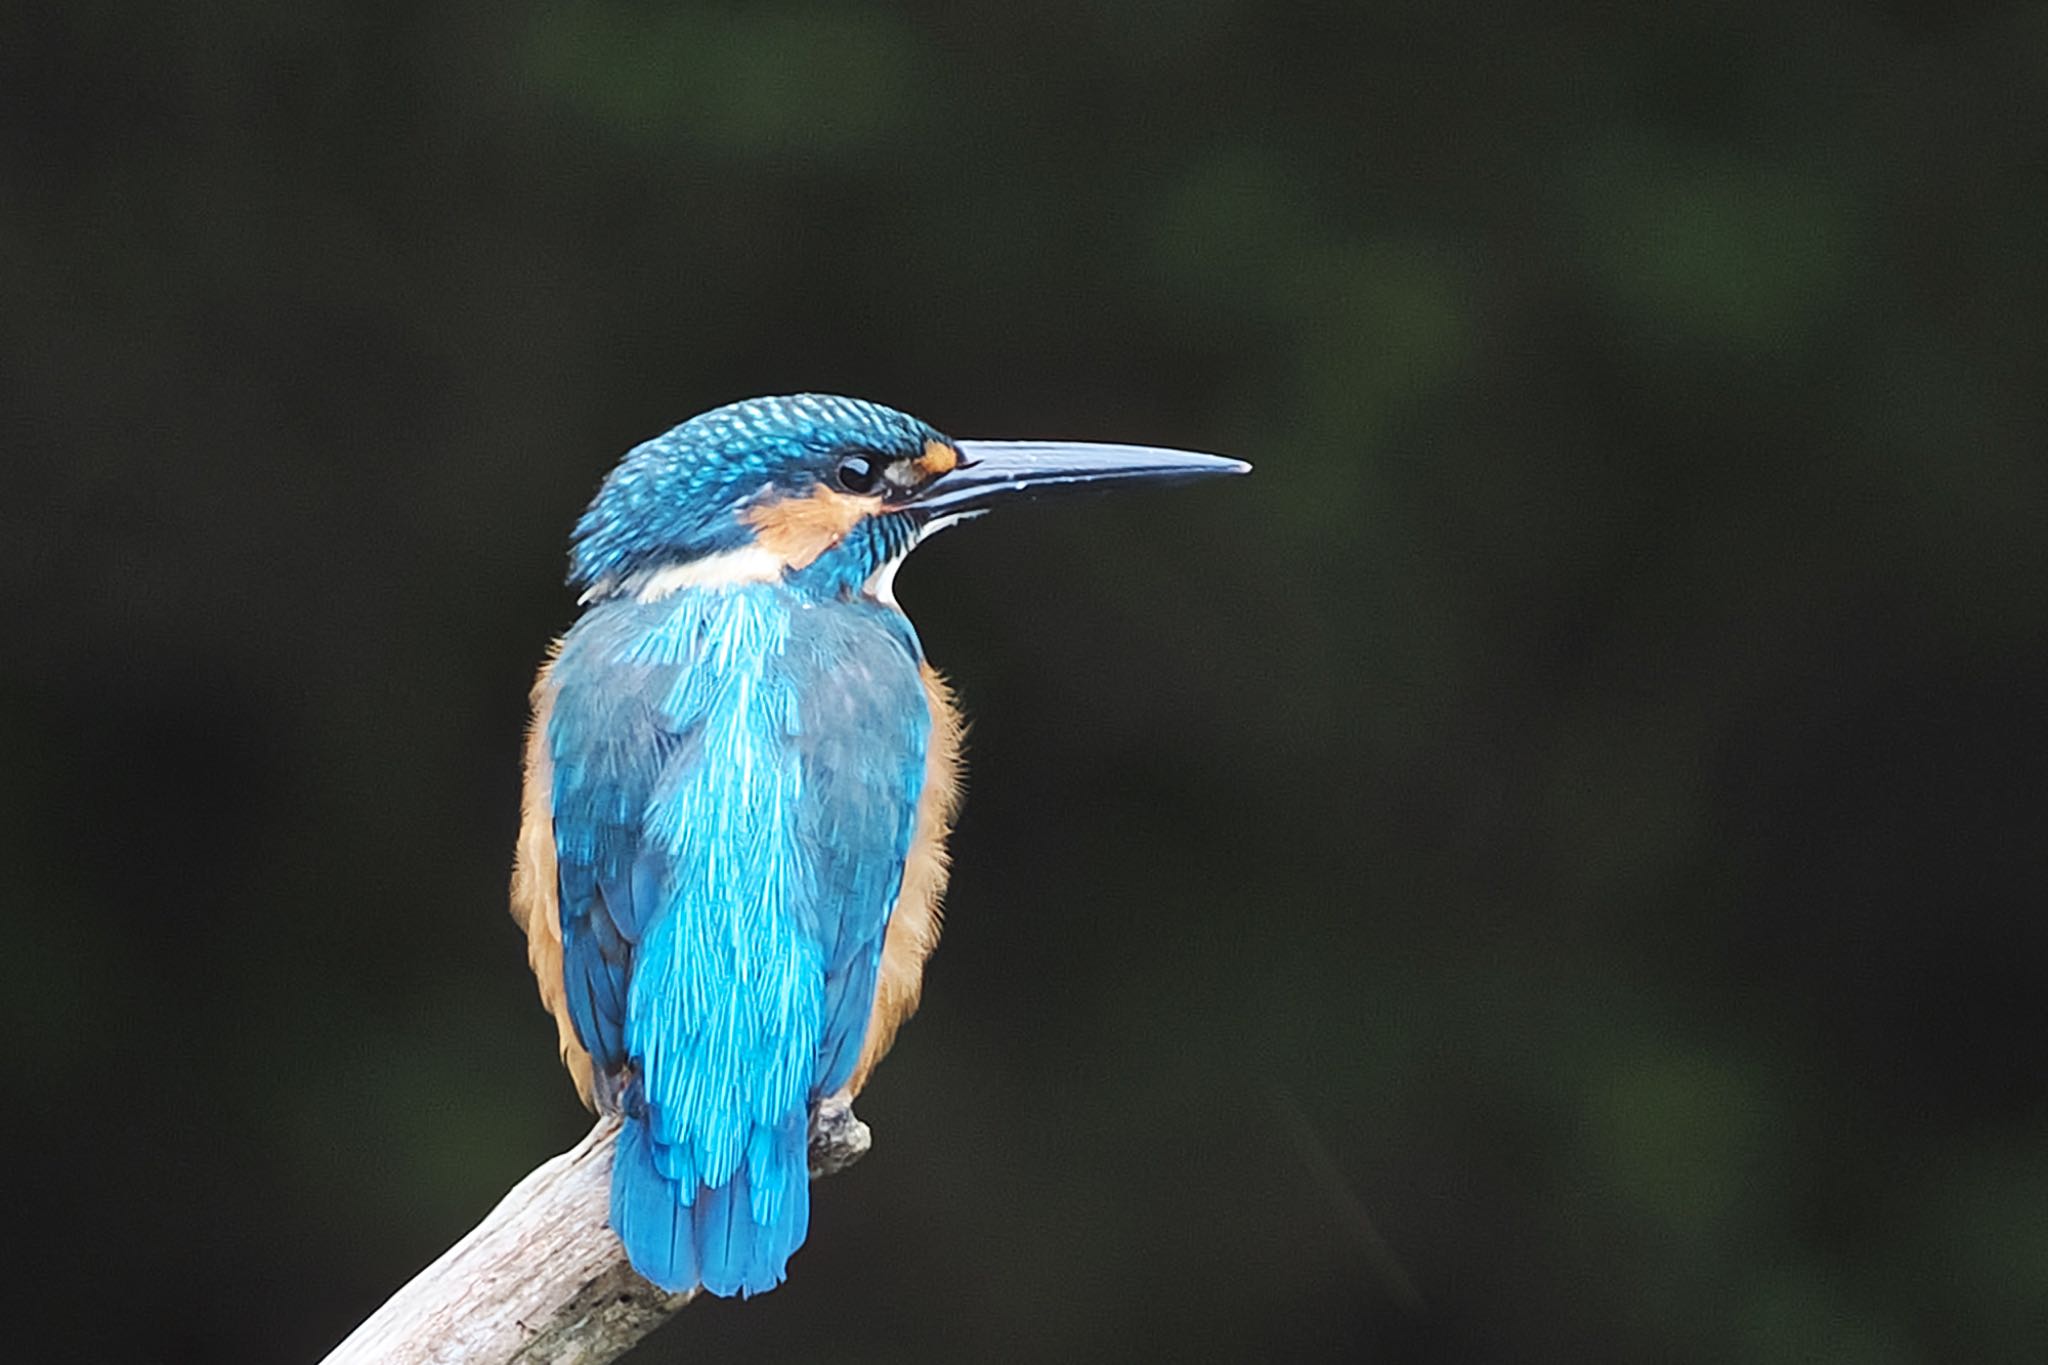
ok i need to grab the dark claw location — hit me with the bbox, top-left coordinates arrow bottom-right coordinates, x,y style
808,1097 -> 872,1177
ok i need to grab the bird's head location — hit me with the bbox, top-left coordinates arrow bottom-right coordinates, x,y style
570,394 -> 1248,604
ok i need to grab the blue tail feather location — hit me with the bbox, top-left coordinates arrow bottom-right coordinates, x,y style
611,1115 -> 810,1297
611,1117 -> 697,1292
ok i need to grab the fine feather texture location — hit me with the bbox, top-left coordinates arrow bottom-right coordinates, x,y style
544,583 -> 929,1295
846,663 -> 965,1095
510,647 -> 599,1106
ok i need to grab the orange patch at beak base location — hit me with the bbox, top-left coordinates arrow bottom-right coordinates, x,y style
915,440 -> 960,478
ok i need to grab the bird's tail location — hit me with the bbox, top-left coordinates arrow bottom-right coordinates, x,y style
610,1113 -> 811,1297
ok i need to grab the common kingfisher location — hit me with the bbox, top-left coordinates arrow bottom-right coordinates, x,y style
512,394 -> 1247,1296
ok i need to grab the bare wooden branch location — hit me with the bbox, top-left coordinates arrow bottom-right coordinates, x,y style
321,1104 -> 871,1365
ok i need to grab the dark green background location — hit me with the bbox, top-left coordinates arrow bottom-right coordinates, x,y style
6,3 -> 2045,1361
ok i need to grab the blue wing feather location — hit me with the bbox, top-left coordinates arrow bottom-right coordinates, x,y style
550,662 -> 687,1072
548,586 -> 926,1295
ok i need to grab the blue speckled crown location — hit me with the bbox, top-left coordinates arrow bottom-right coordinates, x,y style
570,395 -> 944,592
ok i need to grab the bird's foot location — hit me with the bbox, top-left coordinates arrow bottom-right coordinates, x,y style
808,1095 -> 872,1177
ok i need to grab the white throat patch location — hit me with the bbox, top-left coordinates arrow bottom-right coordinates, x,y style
861,511 -> 982,609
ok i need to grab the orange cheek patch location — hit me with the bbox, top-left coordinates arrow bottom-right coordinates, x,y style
745,486 -> 883,569
915,440 -> 960,478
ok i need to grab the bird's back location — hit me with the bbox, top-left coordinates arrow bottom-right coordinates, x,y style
533,583 -> 931,1294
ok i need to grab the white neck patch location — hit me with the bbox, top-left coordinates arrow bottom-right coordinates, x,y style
866,553 -> 909,609
609,545 -> 785,604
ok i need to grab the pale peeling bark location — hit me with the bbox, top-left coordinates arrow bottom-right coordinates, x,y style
321,1104 -> 871,1365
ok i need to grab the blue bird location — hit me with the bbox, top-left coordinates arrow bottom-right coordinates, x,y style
512,394 -> 1247,1296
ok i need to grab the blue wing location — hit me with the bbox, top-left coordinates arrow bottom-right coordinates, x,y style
546,587 -> 928,1294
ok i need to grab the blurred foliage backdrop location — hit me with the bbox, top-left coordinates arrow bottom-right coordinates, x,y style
5,2 -> 2046,1361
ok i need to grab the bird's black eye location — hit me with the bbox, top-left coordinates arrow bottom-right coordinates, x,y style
834,455 -> 880,494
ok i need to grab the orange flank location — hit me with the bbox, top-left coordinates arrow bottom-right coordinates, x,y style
510,649 -> 599,1109
744,486 -> 883,570
844,662 -> 965,1098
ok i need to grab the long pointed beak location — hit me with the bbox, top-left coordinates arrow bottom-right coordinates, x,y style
912,440 -> 1251,520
